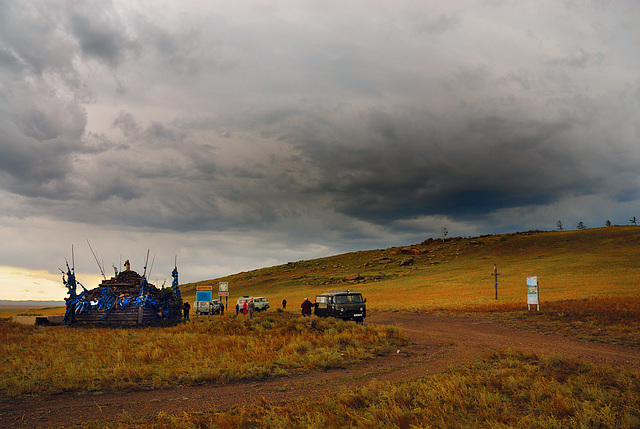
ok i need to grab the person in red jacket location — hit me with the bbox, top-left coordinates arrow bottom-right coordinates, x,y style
301,298 -> 313,317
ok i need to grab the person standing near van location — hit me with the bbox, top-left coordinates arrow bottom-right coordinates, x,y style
301,298 -> 313,317
248,298 -> 255,319
183,301 -> 191,321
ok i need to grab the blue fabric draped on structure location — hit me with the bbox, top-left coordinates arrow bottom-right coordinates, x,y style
62,263 -> 181,325
171,267 -> 181,298
62,264 -> 77,325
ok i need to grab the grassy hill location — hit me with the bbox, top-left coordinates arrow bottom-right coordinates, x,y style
183,226 -> 640,311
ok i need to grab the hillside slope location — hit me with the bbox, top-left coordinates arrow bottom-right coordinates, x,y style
184,226 -> 640,311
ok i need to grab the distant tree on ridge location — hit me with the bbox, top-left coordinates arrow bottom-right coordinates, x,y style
605,220 -> 611,227
631,216 -> 637,226
577,221 -> 586,230
557,220 -> 564,231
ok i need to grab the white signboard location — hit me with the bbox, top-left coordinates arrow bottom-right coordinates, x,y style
527,276 -> 539,311
218,282 -> 229,297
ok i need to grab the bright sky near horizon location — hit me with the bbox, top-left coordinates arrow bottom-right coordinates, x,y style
1,1 -> 639,300
0,266 -> 83,301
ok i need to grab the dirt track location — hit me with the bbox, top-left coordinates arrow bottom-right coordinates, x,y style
2,312 -> 639,428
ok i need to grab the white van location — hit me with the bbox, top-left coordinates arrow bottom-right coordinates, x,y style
194,299 -> 222,315
236,296 -> 270,312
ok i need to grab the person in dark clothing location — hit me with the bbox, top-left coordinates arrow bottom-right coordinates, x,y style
301,298 -> 313,317
220,302 -> 225,316
248,298 -> 255,319
183,301 -> 191,321
282,298 -> 287,310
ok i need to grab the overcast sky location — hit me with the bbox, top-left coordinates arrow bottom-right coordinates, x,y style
1,0 -> 639,300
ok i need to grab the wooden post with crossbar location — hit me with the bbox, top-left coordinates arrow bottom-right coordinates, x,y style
491,264 -> 499,300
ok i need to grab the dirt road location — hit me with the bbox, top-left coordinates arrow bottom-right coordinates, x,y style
2,312 -> 638,428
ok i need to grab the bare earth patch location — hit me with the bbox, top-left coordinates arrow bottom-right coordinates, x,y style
2,312 -> 639,428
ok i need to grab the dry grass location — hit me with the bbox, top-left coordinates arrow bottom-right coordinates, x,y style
0,305 -> 64,319
446,296 -> 640,348
0,312 -> 406,396
87,350 -> 640,428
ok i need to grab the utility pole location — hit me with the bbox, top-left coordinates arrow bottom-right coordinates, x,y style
491,264 -> 499,300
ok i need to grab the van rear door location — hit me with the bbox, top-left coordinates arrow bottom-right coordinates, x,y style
314,295 -> 328,317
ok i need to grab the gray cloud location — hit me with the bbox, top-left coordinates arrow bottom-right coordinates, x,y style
112,111 -> 140,136
69,5 -> 138,68
411,12 -> 461,35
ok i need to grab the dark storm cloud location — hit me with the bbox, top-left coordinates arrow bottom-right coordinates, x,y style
0,84 -> 89,196
69,7 -> 137,68
1,0 -> 640,293
278,111 -> 583,226
0,1 -> 91,196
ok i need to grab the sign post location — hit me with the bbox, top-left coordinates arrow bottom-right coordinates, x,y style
196,285 -> 213,303
218,282 -> 229,314
527,276 -> 539,311
491,264 -> 499,300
